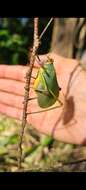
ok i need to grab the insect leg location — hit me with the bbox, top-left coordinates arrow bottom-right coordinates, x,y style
57,99 -> 63,106
31,76 -> 36,79
27,103 -> 63,115
28,97 -> 37,101
35,89 -> 50,96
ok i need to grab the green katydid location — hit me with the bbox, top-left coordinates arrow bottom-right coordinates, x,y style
27,56 -> 63,115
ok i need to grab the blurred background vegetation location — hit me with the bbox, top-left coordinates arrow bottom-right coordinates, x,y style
0,18 -> 86,65
0,18 -> 53,65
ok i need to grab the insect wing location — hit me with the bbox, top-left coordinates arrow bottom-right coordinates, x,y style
33,68 -> 56,108
43,63 -> 60,99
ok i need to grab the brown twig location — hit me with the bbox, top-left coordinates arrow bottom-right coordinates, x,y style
17,17 -> 54,171
18,18 -> 39,170
61,159 -> 86,166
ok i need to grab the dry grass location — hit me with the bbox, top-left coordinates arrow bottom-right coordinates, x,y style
0,113 -> 86,172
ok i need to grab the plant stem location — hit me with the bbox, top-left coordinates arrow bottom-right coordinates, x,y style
18,18 -> 39,170
17,17 -> 54,171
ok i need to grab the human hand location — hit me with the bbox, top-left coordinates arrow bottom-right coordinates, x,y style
0,52 -> 86,145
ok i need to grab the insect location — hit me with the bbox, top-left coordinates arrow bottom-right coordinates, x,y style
33,56 -> 62,109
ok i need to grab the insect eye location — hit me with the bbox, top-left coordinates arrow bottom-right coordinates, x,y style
59,87 -> 61,91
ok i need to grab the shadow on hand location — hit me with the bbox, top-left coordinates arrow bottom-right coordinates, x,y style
62,96 -> 75,125
51,63 -> 82,137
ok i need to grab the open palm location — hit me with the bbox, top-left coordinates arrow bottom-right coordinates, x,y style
0,53 -> 86,145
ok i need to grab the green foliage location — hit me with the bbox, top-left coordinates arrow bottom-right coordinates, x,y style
0,18 -> 53,65
0,19 -> 28,65
0,29 -> 28,64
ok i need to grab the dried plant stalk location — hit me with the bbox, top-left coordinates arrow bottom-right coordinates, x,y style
17,18 -> 54,170
18,18 -> 39,170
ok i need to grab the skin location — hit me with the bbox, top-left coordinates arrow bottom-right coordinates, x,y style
0,52 -> 86,145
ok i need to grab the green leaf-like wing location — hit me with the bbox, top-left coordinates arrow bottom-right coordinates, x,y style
34,59 -> 61,108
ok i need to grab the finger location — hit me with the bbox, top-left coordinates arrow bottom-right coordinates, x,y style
0,102 -> 23,121
0,102 -> 31,123
0,79 -> 25,96
0,91 -> 24,109
0,54 -> 50,81
0,55 -> 48,83
0,65 -> 38,87
0,65 -> 27,82
0,88 -> 36,110
0,101 -> 49,139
